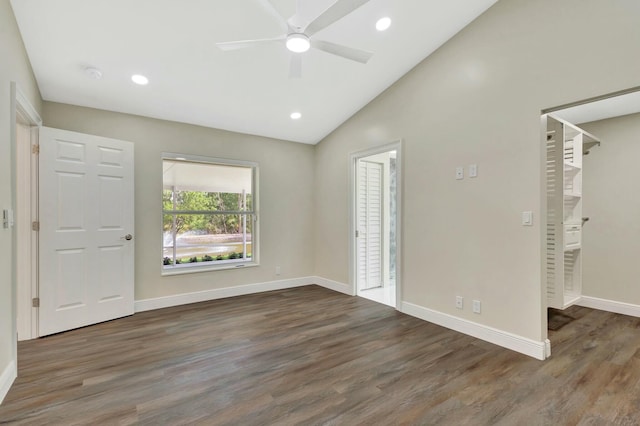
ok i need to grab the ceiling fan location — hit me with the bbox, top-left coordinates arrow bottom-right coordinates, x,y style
216,0 -> 374,78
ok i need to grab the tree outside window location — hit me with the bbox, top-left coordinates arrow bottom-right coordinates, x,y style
162,155 -> 257,270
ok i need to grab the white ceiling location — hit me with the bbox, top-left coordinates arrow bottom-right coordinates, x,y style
550,90 -> 640,125
10,0 -> 497,144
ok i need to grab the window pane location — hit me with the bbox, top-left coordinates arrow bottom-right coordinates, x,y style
163,160 -> 252,196
162,156 -> 257,270
162,213 -> 253,265
165,190 -> 253,213
163,189 -> 173,210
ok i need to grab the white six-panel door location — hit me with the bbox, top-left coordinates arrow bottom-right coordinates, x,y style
39,127 -> 134,336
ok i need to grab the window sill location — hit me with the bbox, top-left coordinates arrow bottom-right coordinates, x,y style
161,260 -> 259,276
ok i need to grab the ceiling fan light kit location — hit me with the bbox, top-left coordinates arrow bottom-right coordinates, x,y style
217,0 -> 374,78
286,33 -> 311,53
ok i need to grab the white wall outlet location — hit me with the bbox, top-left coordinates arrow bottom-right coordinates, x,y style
455,296 -> 464,309
522,211 -> 533,226
455,166 -> 464,180
469,164 -> 478,178
275,266 -> 281,275
473,300 -> 481,314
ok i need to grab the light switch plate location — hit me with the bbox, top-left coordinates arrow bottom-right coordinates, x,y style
522,211 -> 533,226
469,164 -> 478,178
3,209 -> 13,229
455,296 -> 463,309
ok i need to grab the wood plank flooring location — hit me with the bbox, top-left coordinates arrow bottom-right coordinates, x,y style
2,285 -> 640,425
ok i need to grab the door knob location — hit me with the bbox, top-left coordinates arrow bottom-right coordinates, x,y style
124,234 -> 133,240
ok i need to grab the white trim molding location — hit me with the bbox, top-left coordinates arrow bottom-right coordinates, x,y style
545,339 -> 552,358
401,302 -> 548,360
13,83 -> 42,127
348,140 -> 403,309
135,276 -> 352,312
0,361 -> 17,404
313,276 -> 353,295
578,296 -> 640,318
136,277 -> 314,312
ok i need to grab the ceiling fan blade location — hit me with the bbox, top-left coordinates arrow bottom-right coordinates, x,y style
289,54 -> 302,79
304,0 -> 371,36
216,36 -> 285,51
255,0 -> 289,31
311,40 -> 373,64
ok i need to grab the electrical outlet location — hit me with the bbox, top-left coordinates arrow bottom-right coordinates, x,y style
473,300 -> 481,314
469,164 -> 478,178
455,296 -> 463,310
455,166 -> 464,180
275,266 -> 281,275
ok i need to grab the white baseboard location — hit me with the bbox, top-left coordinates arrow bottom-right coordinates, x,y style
577,296 -> 640,317
135,276 -> 352,313
0,360 -> 17,404
401,302 -> 548,360
545,339 -> 552,358
313,276 -> 353,295
136,277 -> 318,312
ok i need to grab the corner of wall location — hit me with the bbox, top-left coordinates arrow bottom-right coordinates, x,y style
313,276 -> 353,296
0,360 -> 17,404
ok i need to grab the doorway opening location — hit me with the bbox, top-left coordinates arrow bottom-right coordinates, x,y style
350,142 -> 401,309
12,83 -> 41,342
541,86 -> 640,354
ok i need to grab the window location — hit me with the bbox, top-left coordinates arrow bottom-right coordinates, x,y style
162,153 -> 258,273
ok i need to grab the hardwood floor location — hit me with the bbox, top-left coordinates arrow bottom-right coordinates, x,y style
1,285 -> 640,425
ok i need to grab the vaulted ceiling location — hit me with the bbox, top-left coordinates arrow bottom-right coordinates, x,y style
11,0 -> 498,144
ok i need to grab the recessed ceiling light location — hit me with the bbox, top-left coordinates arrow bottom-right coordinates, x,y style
131,74 -> 149,85
84,67 -> 103,80
290,112 -> 302,120
376,17 -> 391,31
286,34 -> 311,53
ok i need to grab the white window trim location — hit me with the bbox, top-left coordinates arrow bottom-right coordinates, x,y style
161,152 -> 259,275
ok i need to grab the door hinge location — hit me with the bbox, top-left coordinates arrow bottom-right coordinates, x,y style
32,145 -> 40,154
32,298 -> 40,308
32,221 -> 40,231
355,230 -> 360,238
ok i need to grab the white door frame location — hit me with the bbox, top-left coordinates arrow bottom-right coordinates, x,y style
11,82 -> 42,341
349,140 -> 403,309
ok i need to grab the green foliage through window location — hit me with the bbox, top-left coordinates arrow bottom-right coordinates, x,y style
162,156 -> 257,269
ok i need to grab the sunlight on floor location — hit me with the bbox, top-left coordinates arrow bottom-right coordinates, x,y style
359,285 -> 396,308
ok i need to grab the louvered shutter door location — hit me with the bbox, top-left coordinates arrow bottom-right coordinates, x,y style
357,161 -> 383,290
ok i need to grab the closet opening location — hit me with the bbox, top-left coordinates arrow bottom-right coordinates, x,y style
541,87 -> 640,348
350,142 -> 402,309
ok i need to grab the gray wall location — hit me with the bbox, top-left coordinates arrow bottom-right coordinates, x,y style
0,0 -> 42,388
43,102 -> 315,301
314,0 -> 640,342
581,113 -> 640,304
